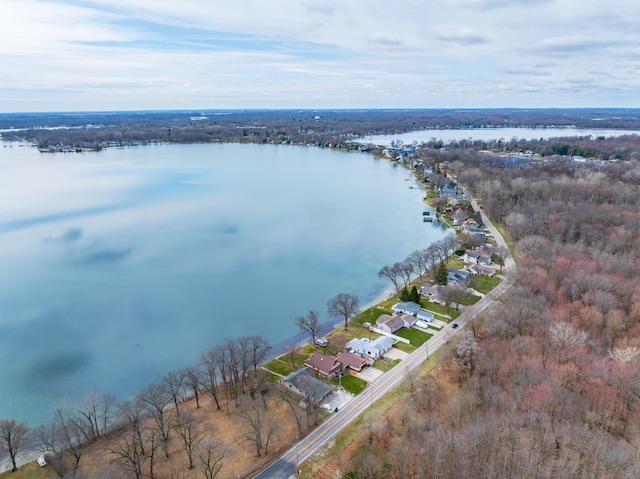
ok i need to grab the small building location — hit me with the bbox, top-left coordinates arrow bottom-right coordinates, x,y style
392,301 -> 422,316
280,368 -> 333,404
304,353 -> 341,378
470,264 -> 496,277
346,336 -> 395,359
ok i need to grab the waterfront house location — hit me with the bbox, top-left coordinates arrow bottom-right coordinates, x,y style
346,336 -> 395,359
304,353 -> 342,378
280,368 -> 333,404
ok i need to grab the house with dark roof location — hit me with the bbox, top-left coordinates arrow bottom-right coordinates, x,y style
335,351 -> 369,373
304,353 -> 341,378
280,368 -> 334,404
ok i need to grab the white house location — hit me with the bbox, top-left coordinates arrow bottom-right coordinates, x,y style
346,336 -> 395,359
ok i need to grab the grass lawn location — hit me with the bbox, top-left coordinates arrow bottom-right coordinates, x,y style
0,461 -> 56,479
332,375 -> 368,395
373,358 -> 401,372
470,275 -> 502,294
355,306 -> 393,326
396,328 -> 432,347
393,341 -> 417,353
420,299 -> 461,319
457,294 -> 481,306
262,358 -> 296,378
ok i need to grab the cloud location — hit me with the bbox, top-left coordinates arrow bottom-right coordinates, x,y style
1,0 -> 639,109
48,228 -> 83,243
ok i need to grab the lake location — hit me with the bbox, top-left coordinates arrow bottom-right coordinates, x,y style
0,141 -> 449,427
359,127 -> 640,146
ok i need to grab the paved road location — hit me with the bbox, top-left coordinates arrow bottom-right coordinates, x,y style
254,185 -> 515,479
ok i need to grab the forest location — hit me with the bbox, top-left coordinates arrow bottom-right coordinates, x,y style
325,137 -> 640,478
2,109 -> 640,152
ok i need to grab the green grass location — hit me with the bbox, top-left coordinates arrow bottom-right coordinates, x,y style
420,299 -> 461,319
457,294 -> 481,306
0,461 -> 56,479
262,358 -> 296,377
470,275 -> 502,294
373,358 -> 401,372
355,306 -> 393,326
393,341 -> 417,353
332,374 -> 368,395
396,328 -> 432,347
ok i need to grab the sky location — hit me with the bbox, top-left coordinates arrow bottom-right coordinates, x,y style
1,0 -> 639,112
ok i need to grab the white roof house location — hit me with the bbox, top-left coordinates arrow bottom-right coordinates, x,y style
346,336 -> 395,359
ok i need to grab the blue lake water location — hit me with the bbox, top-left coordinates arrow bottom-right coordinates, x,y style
360,127 -> 640,146
0,141 -> 449,427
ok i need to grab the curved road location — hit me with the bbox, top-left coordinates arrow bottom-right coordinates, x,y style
254,186 -> 516,479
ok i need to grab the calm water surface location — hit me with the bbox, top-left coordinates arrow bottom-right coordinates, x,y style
361,127 -> 640,146
0,142 -> 448,426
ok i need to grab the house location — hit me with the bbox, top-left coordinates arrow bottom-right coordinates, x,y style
346,336 -> 395,359
448,268 -> 470,285
280,367 -> 333,404
420,283 -> 443,302
470,264 -> 496,277
376,314 -> 405,334
304,353 -> 342,378
462,250 -> 492,265
392,301 -> 422,316
335,351 -> 368,373
417,309 -> 435,322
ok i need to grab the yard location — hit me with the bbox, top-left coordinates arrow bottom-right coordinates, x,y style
0,461 -> 56,479
332,375 -> 368,395
420,299 -> 461,320
470,275 -> 502,294
396,328 -> 432,347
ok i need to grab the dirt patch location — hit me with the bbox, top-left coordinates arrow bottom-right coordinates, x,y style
78,392 -> 306,479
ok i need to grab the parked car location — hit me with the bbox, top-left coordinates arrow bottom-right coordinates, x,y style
314,338 -> 329,347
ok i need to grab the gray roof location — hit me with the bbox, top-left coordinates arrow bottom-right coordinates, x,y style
393,301 -> 421,315
282,368 -> 333,403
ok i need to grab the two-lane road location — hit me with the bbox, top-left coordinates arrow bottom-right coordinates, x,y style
254,185 -> 515,478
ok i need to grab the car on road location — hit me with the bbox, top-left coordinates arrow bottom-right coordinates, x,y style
451,323 -> 459,329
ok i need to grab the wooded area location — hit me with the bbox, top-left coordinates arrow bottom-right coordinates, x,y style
328,137 -> 640,478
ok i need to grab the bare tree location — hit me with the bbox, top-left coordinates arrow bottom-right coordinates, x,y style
108,426 -> 147,479
163,370 -> 185,416
175,410 -> 206,469
51,408 -> 85,477
455,331 -> 479,380
200,349 -> 222,410
138,383 -> 173,458
197,437 -> 226,479
493,246 -> 510,272
248,335 -> 271,377
397,260 -> 415,287
549,321 -> 590,349
327,293 -> 360,330
182,366 -> 203,409
0,419 -> 31,472
295,310 -> 321,345
378,264 -> 402,293
406,249 -> 430,278
239,398 -> 266,457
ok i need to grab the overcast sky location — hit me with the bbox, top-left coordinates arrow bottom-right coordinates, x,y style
1,0 -> 639,112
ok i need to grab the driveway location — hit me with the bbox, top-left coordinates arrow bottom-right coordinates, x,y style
384,347 -> 409,360
322,389 -> 352,412
356,366 -> 384,383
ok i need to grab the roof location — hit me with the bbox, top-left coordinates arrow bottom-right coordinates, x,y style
392,301 -> 421,315
370,336 -> 395,352
335,352 -> 368,371
282,368 -> 333,403
304,353 -> 340,376
376,314 -> 404,332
